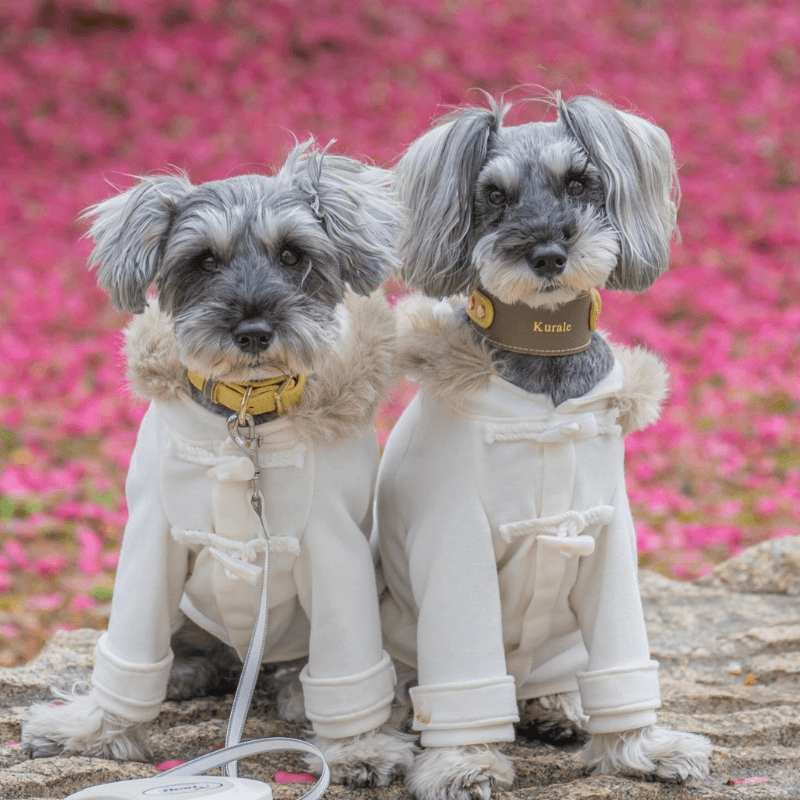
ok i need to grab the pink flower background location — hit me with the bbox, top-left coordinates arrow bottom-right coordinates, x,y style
1,0 -> 798,667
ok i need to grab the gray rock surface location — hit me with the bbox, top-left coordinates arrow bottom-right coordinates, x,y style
696,535 -> 800,596
2,538 -> 799,799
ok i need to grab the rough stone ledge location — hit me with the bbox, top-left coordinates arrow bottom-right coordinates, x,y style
1,537 -> 799,799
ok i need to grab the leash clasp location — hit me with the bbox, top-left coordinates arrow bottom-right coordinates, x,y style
227,412 -> 259,456
227,412 -> 268,532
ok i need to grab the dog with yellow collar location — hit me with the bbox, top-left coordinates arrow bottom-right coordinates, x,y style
21,141 -> 416,789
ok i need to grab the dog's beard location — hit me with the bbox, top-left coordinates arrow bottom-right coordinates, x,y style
475,210 -> 620,310
173,303 -> 342,382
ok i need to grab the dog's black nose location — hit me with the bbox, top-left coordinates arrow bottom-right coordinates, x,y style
233,319 -> 273,353
527,243 -> 568,278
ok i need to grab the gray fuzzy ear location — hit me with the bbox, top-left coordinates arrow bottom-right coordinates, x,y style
558,95 -> 679,292
395,99 -> 508,298
286,141 -> 403,296
83,174 -> 193,313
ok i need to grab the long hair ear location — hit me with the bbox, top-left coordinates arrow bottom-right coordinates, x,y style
286,141 -> 403,296
557,95 -> 679,292
395,98 -> 508,298
82,174 -> 192,313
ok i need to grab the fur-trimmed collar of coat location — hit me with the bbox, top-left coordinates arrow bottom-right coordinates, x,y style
124,291 -> 396,444
396,294 -> 668,435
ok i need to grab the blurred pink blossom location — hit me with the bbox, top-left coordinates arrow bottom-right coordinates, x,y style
0,0 -> 798,665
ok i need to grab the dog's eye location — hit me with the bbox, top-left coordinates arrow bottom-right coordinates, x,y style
280,247 -> 302,267
488,188 -> 506,207
566,179 -> 585,197
199,254 -> 217,271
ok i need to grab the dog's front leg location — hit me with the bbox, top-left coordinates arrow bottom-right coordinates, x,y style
295,431 -> 417,787
568,499 -> 711,781
23,405 -> 190,759
376,425 -> 520,800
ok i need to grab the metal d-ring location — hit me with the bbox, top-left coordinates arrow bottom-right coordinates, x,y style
237,385 -> 254,427
273,374 -> 293,417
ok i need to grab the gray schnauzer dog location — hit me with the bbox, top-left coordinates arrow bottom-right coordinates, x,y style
22,141 -> 416,788
398,92 -> 678,406
373,94 -> 711,799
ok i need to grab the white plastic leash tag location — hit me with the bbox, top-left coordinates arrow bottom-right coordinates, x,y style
65,774 -> 272,799
63,736 -> 331,800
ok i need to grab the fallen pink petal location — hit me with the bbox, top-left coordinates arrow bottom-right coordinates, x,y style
725,777 -> 770,786
274,771 -> 317,783
154,760 -> 186,771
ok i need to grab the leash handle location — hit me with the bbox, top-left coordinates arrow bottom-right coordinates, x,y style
162,737 -> 330,800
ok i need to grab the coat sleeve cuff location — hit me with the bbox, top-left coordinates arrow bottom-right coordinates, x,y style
300,650 -> 395,738
90,633 -> 173,722
410,676 -> 519,747
577,660 -> 661,734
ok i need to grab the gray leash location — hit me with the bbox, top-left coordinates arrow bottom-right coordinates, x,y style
66,412 -> 330,800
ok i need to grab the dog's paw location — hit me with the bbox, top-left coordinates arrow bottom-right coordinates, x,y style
22,692 -> 148,761
582,725 -> 711,782
307,727 -> 417,788
517,691 -> 588,745
274,664 -> 307,725
21,733 -> 66,760
405,744 -> 514,800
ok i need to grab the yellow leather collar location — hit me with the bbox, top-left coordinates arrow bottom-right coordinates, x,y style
187,372 -> 306,417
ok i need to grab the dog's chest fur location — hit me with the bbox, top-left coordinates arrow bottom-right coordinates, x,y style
480,328 -> 615,407
397,295 -> 668,434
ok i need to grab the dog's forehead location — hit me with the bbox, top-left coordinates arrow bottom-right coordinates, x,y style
490,122 -> 584,178
172,174 -> 316,238
182,174 -> 303,215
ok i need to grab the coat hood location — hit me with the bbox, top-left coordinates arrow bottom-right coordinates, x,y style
395,294 -> 668,435
124,291 -> 396,444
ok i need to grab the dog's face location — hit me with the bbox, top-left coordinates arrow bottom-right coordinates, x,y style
396,94 -> 679,307
85,144 -> 400,381
157,176 -> 354,381
470,122 -> 620,308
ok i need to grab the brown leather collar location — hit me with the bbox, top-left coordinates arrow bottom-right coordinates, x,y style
466,286 -> 602,356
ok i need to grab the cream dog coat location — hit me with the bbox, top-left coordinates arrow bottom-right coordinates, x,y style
375,297 -> 669,747
90,292 -> 397,740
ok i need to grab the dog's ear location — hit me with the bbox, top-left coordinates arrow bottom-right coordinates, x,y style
395,100 -> 507,298
287,142 -> 403,296
558,95 -> 679,292
83,174 -> 192,313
